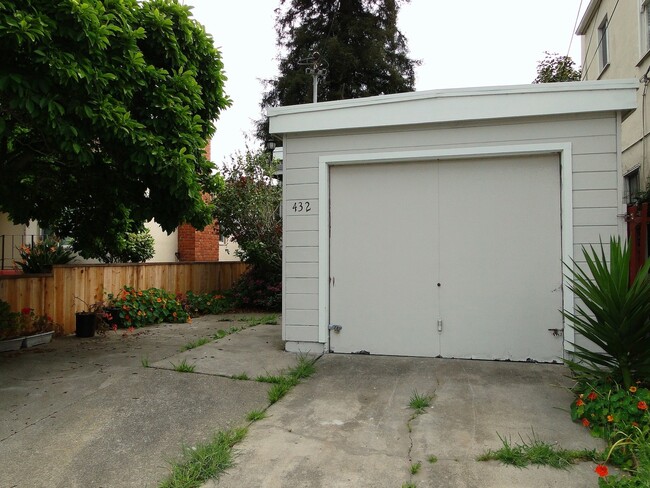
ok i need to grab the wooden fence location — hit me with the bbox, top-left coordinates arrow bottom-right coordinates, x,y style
0,261 -> 248,335
627,203 -> 650,282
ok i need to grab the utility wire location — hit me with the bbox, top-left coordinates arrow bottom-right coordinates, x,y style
581,0 -> 621,80
566,0 -> 584,58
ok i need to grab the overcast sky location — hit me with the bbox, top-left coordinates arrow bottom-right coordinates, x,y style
183,1 -> 588,166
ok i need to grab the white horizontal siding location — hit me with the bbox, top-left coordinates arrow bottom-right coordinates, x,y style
285,262 -> 318,278
285,309 -> 319,326
284,325 -> 319,342
282,112 -> 622,350
573,189 -> 618,208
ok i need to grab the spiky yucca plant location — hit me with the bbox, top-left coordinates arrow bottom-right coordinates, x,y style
563,238 -> 650,388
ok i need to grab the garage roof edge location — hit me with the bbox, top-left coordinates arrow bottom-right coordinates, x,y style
268,79 -> 638,135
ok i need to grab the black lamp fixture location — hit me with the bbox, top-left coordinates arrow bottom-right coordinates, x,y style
265,138 -> 277,153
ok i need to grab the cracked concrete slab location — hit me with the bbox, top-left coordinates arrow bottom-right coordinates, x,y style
204,355 -> 605,488
0,314 -> 278,488
152,322 -> 305,379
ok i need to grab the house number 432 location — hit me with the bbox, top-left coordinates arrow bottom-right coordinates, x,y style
291,201 -> 311,213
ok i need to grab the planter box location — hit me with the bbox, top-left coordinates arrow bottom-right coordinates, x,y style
23,331 -> 54,348
0,336 -> 24,352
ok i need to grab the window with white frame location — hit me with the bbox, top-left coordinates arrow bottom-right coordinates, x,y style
642,0 -> 650,55
598,16 -> 609,72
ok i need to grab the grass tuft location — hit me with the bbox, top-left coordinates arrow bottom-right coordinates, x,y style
246,409 -> 266,422
409,390 -> 433,414
141,356 -> 149,368
427,455 -> 438,464
401,483 -> 417,488
182,337 -> 211,351
232,372 -> 249,381
256,374 -> 286,384
478,432 -> 597,469
410,461 -> 422,474
267,379 -> 296,404
171,359 -> 196,373
287,355 -> 317,380
159,427 -> 247,488
245,314 -> 279,326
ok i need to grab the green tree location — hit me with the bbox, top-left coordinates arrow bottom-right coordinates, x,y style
533,51 -> 581,83
213,149 -> 282,276
257,0 -> 419,140
0,0 -> 230,258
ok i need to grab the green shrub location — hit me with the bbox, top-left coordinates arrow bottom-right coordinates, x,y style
98,228 -> 155,263
229,269 -> 281,311
14,237 -> 73,273
571,382 -> 649,446
563,238 -> 650,389
108,286 -> 189,328
181,291 -> 232,317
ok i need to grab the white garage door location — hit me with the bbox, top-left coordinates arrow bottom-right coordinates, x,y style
328,155 -> 564,362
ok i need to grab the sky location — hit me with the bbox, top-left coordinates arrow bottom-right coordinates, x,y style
183,1 -> 589,167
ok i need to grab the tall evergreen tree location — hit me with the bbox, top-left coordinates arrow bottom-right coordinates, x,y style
258,0 -> 419,140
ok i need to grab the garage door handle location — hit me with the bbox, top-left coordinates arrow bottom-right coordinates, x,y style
437,283 -> 441,287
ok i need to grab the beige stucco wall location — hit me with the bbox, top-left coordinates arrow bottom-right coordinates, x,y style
145,221 -> 178,262
0,213 -> 26,269
219,237 -> 241,262
579,0 -> 648,182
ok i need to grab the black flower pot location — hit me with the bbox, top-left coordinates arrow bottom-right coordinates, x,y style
75,313 -> 97,338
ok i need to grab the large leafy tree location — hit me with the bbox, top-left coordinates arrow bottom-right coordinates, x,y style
0,0 -> 230,258
533,51 -> 581,83
213,149 -> 282,276
258,0 -> 419,140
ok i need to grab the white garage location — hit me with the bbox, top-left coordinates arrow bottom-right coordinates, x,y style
268,80 -> 637,362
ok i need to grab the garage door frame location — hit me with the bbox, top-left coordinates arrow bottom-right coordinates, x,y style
318,142 -> 575,355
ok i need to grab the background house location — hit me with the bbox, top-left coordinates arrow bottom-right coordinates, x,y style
577,0 -> 649,201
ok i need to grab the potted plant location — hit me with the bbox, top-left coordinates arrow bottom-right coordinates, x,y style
19,308 -> 56,347
74,297 -> 105,338
0,301 -> 57,351
14,236 -> 74,274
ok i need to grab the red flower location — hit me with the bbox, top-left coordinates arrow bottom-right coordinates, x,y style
21,307 -> 31,315
111,324 -> 118,332
595,464 -> 609,477
576,398 -> 585,407
582,418 -> 590,427
587,391 -> 598,401
638,401 -> 648,411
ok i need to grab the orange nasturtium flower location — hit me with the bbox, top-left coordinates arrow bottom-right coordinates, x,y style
595,465 -> 609,477
638,401 -> 648,411
629,386 -> 638,393
632,422 -> 640,427
156,298 -> 162,303
587,391 -> 598,401
607,415 -> 614,423
576,398 -> 585,407
582,418 -> 590,427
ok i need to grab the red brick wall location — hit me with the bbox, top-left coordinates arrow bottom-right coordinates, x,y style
175,142 -> 219,262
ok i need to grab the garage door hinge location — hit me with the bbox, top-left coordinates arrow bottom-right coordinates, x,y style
437,319 -> 443,332
328,324 -> 342,332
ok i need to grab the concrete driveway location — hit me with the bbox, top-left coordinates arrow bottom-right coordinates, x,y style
206,356 -> 605,488
1,316 -> 606,488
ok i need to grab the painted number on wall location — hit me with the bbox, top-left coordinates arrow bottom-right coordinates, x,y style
291,201 -> 312,213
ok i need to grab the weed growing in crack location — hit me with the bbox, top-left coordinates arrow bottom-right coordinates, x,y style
409,390 -> 433,414
477,431 -> 597,468
409,461 -> 422,474
171,359 -> 196,373
182,337 -> 211,351
246,410 -> 266,422
427,455 -> 438,464
159,427 -> 247,488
